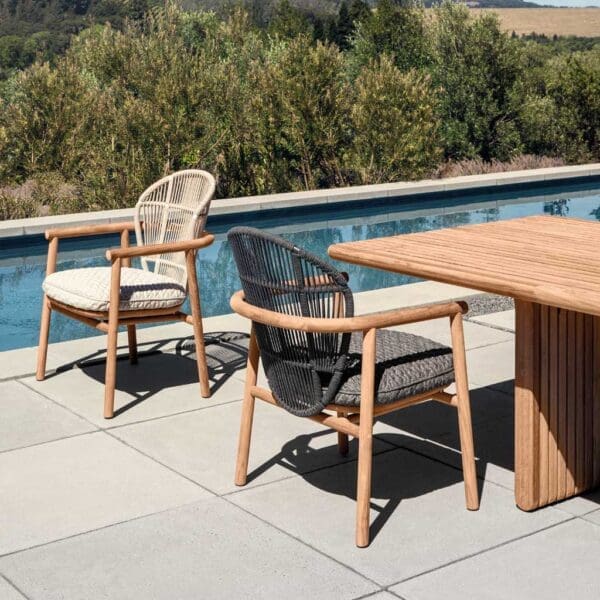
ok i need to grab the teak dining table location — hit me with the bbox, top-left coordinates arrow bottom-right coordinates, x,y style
328,215 -> 600,511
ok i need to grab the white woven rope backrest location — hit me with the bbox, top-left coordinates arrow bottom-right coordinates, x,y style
134,170 -> 216,287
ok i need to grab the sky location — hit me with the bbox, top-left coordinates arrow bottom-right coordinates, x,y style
530,0 -> 600,6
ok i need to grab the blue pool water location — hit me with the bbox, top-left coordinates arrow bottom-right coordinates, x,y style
1,178 -> 600,352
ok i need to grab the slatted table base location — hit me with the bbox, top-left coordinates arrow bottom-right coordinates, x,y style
515,300 -> 600,511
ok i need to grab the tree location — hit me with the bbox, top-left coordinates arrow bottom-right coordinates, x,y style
348,0 -> 431,73
431,2 -> 524,161
333,1 -> 353,50
256,37 -> 353,190
521,49 -> 600,162
269,0 -> 313,39
348,55 -> 442,183
348,0 -> 370,24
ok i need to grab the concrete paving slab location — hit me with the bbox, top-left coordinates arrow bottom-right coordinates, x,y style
360,593 -> 398,600
0,498 -> 377,600
23,347 -> 247,427
0,431 -> 209,555
230,447 -> 569,586
0,576 -> 26,600
470,310 -> 515,332
112,400 -> 395,495
391,519 -> 600,600
466,340 -> 514,391
0,380 -> 95,452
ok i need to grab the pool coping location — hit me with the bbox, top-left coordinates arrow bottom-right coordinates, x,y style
1,163 -> 600,239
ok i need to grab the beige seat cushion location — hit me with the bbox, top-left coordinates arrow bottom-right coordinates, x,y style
43,267 -> 187,312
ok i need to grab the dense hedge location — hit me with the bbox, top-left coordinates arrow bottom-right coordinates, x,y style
0,1 -> 599,217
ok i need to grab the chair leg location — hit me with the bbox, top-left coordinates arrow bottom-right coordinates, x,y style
450,312 -> 479,511
37,238 -> 58,381
186,250 -> 210,398
36,295 -> 52,381
337,411 -> 349,456
236,328 -> 259,486
104,318 -> 119,419
104,260 -> 121,419
127,325 -> 138,365
356,327 -> 376,548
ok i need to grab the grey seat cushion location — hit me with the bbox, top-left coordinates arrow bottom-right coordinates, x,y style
332,329 -> 454,406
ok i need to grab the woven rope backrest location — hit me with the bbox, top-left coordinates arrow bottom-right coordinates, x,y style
228,227 -> 354,417
134,170 -> 216,287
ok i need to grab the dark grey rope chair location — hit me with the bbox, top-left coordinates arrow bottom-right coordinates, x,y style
228,227 -> 479,547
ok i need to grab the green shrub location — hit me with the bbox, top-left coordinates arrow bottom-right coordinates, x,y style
348,55 -> 442,184
348,0 -> 431,74
431,2 -> 524,162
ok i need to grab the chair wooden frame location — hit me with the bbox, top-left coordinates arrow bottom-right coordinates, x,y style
36,222 -> 215,419
230,290 -> 479,547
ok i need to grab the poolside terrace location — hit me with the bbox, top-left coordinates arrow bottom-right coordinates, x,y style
2,279 -> 600,599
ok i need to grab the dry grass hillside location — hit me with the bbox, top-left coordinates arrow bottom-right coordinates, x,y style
471,8 -> 600,37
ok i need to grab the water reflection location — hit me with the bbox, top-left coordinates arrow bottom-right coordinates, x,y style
1,185 -> 600,351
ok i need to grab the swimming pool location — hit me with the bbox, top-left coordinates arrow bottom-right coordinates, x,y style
1,178 -> 600,352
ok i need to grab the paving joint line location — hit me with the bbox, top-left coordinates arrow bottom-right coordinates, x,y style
385,591 -> 408,600
12,380 -> 229,501
2,379 -> 243,456
483,383 -> 514,399
221,494 -> 384,590
16,375 -> 244,432
221,441 -> 400,499
28,399 -> 401,505
0,497 -> 214,561
102,429 -> 218,497
351,590 -> 391,600
387,516 -> 577,589
0,372 -> 36,383
465,317 -> 515,335
0,572 -> 32,600
380,434 -> 516,493
101,396 -> 244,432
17,379 -> 108,432
18,363 -> 404,499
578,513 -> 600,526
465,338 -> 514,353
0,429 -> 99,456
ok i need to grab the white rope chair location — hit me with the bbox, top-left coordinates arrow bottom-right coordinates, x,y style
36,169 -> 216,418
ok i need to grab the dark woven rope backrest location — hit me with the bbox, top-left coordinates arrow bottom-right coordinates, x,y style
228,227 -> 354,417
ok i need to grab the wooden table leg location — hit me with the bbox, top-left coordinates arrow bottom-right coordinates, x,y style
515,300 -> 600,510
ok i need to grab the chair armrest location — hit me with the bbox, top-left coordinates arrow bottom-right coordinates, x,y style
230,290 -> 467,333
105,232 -> 215,261
45,221 -> 136,241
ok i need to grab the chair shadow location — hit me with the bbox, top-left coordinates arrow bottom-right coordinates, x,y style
248,428 -> 471,542
378,382 -> 516,475
50,331 -> 249,418
243,382 -> 517,543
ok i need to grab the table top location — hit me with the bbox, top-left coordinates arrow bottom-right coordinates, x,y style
328,215 -> 600,316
